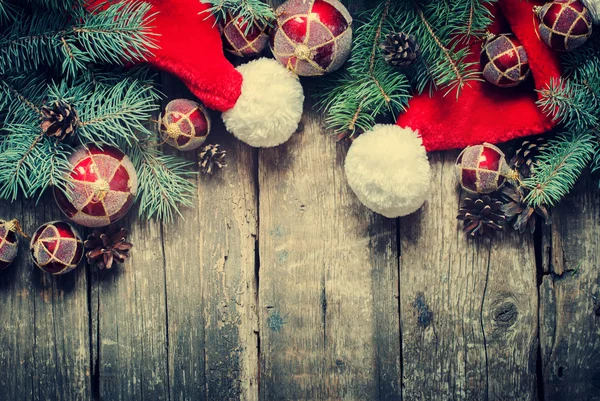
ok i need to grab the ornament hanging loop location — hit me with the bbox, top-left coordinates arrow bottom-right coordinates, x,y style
6,219 -> 28,238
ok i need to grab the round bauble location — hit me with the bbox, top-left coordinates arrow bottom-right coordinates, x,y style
270,0 -> 352,76
582,0 -> 600,23
222,12 -> 270,57
54,144 -> 138,227
222,58 -> 304,147
455,143 -> 512,194
535,0 -> 593,51
30,221 -> 83,275
345,125 -> 431,218
0,219 -> 23,270
159,99 -> 211,151
481,34 -> 530,88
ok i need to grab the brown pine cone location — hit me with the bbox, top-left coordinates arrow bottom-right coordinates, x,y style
500,184 -> 550,234
199,144 -> 227,175
457,195 -> 506,237
84,225 -> 132,269
380,32 -> 421,67
509,137 -> 547,178
40,100 -> 79,141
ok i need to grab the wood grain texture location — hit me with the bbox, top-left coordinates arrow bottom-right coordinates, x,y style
540,175 -> 600,400
159,76 -> 259,401
399,152 -> 538,401
258,101 -> 401,401
0,196 -> 90,401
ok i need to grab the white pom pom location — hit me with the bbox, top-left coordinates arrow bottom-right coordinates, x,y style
582,0 -> 600,24
345,124 -> 431,218
222,58 -> 305,148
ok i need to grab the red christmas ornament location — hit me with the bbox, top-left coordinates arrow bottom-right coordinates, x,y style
481,34 -> 530,88
54,144 -> 138,228
160,99 -> 211,151
222,12 -> 270,57
535,0 -> 593,51
456,143 -> 513,194
270,0 -> 353,76
30,221 -> 83,275
0,219 -> 24,270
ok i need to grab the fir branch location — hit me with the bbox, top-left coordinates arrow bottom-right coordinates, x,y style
0,1 -> 156,79
128,142 -> 196,222
200,0 -> 275,32
524,132 -> 595,208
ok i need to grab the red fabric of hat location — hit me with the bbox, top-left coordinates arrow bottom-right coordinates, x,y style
86,0 -> 305,148
396,0 -> 562,152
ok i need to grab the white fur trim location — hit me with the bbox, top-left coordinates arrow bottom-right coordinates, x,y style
582,0 -> 600,23
345,124 -> 431,218
222,58 -> 305,148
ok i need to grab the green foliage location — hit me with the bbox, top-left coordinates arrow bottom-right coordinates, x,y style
0,1 -> 157,79
0,1 -> 196,221
524,132 -> 595,208
200,0 -> 275,32
532,31 -> 600,208
316,0 -> 495,139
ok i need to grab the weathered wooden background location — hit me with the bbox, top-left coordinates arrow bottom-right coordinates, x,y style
1,1 -> 600,399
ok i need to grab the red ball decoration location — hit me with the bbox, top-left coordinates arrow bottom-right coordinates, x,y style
481,34 -> 530,88
270,0 -> 353,76
222,12 -> 270,57
159,99 -> 211,151
0,219 -> 21,270
535,0 -> 593,51
30,221 -> 83,275
456,143 -> 512,194
54,144 -> 138,228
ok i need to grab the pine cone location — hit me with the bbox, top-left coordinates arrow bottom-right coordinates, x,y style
457,195 -> 506,237
509,137 -> 547,178
500,184 -> 550,234
84,225 -> 132,269
40,100 -> 79,141
380,32 -> 420,67
199,144 -> 227,175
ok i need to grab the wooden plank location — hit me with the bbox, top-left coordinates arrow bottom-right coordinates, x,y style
540,175 -> 600,400
399,151 -> 538,400
159,75 -> 259,401
0,196 -> 91,401
258,101 -> 401,400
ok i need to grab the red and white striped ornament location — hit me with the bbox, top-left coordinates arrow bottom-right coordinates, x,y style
54,144 -> 138,228
30,221 -> 83,275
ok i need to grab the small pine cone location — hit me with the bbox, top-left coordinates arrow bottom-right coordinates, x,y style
509,137 -> 547,178
457,195 -> 506,237
199,144 -> 227,175
84,225 -> 132,270
40,100 -> 79,141
380,32 -> 421,67
500,184 -> 550,234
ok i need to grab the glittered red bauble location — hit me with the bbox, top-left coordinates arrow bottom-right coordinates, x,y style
481,34 -> 530,88
54,144 -> 138,228
30,221 -> 83,275
160,99 -> 211,151
535,0 -> 593,51
270,0 -> 353,76
0,219 -> 20,270
456,143 -> 512,194
223,12 -> 270,57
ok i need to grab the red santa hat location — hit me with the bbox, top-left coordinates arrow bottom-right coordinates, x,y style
89,0 -> 305,148
345,0 -> 563,218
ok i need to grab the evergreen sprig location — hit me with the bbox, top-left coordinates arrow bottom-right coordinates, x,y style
200,0 -> 275,32
317,0 -> 495,139
524,132 -> 595,208
0,1 -> 157,79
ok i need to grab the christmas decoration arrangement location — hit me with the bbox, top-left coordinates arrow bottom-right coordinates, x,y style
2,0 -> 600,274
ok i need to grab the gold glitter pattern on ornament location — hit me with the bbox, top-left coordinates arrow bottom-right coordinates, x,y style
535,0 -> 593,51
0,220 -> 19,269
455,143 -> 511,194
270,0 -> 353,76
30,222 -> 83,275
481,35 -> 530,88
160,99 -> 211,151
223,13 -> 269,57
